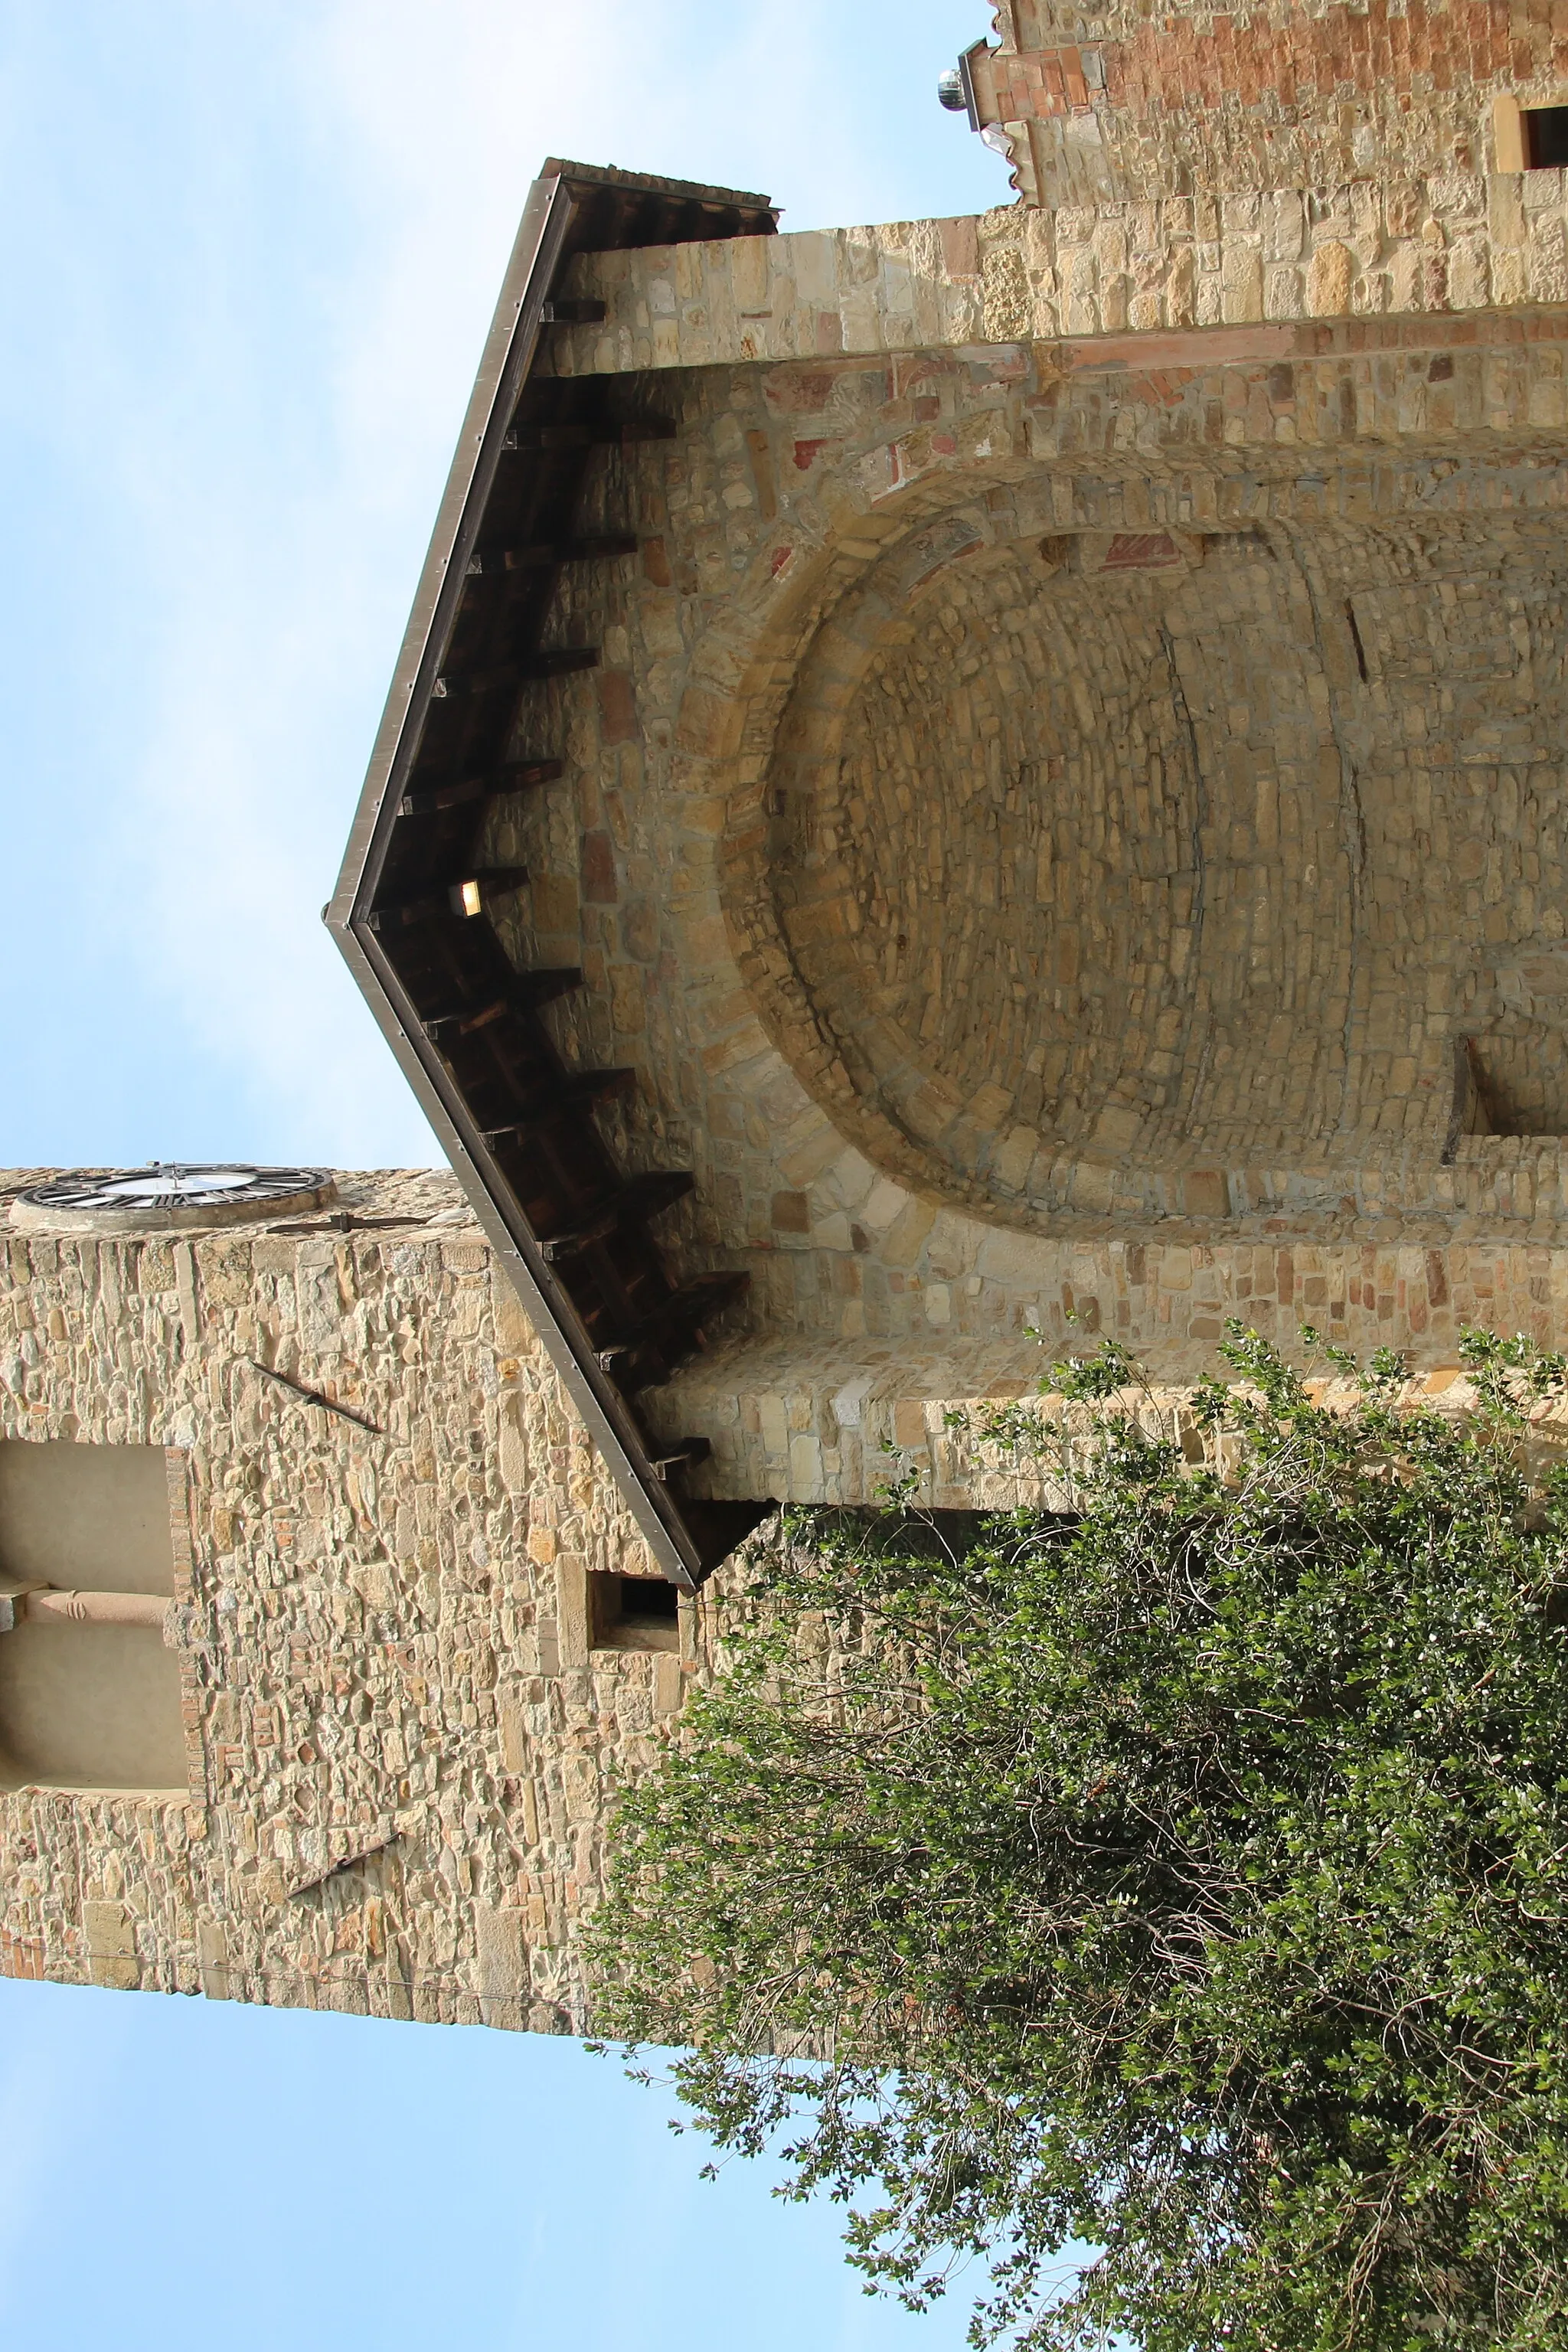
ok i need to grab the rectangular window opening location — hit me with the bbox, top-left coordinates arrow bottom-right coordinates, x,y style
589,1570 -> 681,1653
1524,106 -> 1568,169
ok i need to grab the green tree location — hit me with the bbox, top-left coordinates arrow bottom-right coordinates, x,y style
588,1325 -> 1568,2350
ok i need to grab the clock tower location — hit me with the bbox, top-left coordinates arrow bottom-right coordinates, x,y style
8,24 -> 1568,2020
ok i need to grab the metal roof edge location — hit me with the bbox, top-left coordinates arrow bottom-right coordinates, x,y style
541,158 -> 778,214
328,168 -> 570,934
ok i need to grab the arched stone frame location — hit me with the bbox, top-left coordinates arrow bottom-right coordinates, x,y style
641,399 -> 1568,1248
479,322 -> 1568,1481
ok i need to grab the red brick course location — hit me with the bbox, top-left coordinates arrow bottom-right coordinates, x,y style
992,0 -> 1527,126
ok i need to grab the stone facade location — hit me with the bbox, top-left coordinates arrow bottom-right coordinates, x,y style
493,273 -> 1568,1377
12,15 -> 1568,2034
492,112 -> 1568,1524
0,1171 -> 698,2027
4,1164 -> 1565,2029
542,179 -> 1568,361
964,0 -> 1568,209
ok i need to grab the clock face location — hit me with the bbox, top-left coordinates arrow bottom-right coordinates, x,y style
11,1165 -> 335,1230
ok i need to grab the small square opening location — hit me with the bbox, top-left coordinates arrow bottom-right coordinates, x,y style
589,1571 -> 681,1653
1452,1036 -> 1568,1144
1524,106 -> 1568,169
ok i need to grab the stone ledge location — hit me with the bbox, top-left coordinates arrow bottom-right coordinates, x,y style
542,179 -> 1568,377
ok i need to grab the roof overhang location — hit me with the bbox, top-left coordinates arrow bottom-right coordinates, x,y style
326,162 -> 779,1588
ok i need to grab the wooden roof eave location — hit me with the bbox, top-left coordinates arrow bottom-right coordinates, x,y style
325,162 -> 779,1589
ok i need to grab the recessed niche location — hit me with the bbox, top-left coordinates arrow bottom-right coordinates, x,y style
744,508 -> 1568,1227
1459,1037 -> 1568,1142
0,1444 -> 188,1792
1492,94 -> 1568,173
1524,105 -> 1568,170
588,1571 -> 681,1653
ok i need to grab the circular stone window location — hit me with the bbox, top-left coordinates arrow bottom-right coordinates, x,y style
9,1165 -> 336,1233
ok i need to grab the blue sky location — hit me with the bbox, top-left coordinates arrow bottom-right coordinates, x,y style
0,0 -> 1004,1171
0,5 -> 1008,2346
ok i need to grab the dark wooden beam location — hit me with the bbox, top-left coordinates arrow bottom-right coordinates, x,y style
630,1274 -> 750,1362
502,418 -> 676,452
521,648 -> 600,678
652,1272 -> 749,1328
481,1067 -> 636,1142
399,760 -> 563,815
424,997 -> 511,1039
467,535 -> 638,577
560,1066 -> 637,1106
624,1169 -> 695,1220
648,1439 -> 712,1480
421,969 -> 584,1032
366,868 -> 529,929
432,649 -> 598,698
593,1273 -> 746,1393
508,967 -> 585,1008
537,297 -> 608,324
536,1170 -> 694,1263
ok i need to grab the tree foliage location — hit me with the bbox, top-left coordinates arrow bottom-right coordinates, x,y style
587,1325 -> 1568,2350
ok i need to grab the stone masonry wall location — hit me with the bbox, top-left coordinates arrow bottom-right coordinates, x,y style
975,0 -> 1560,207
650,1239 -> 1568,1502
498,321 -> 1568,1286
0,1173 -> 703,2030
467,278 -> 1568,1508
542,176 -> 1568,370
5,1171 -> 1568,2028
